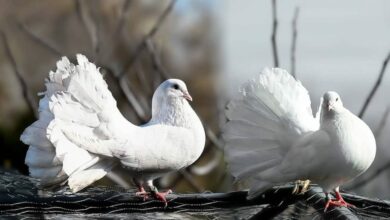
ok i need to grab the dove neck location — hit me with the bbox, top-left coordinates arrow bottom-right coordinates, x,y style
320,107 -> 345,129
151,97 -> 195,128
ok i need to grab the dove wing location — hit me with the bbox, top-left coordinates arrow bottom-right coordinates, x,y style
224,68 -> 320,198
61,122 -> 197,172
21,54 -> 134,191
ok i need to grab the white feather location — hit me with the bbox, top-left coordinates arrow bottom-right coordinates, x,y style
224,68 -> 317,184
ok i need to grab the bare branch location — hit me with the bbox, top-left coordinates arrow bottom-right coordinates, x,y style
75,0 -> 100,58
374,106 -> 390,138
290,7 -> 299,77
17,23 -> 62,57
101,67 -> 148,122
134,64 -> 153,95
359,51 -> 390,118
190,151 -> 222,175
113,0 -> 132,36
106,172 -> 131,189
145,38 -> 170,80
104,1 -> 177,121
119,0 -> 177,79
0,31 -> 38,118
118,77 -> 148,121
271,0 -> 279,67
178,170 -> 203,192
205,126 -> 224,150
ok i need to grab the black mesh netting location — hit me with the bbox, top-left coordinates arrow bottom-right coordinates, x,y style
0,170 -> 389,219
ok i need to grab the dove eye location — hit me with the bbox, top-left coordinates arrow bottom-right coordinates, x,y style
172,84 -> 179,90
336,97 -> 339,101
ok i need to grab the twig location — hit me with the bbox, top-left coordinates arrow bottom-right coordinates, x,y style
101,67 -> 148,122
290,7 -> 299,77
374,106 -> 390,138
346,161 -> 390,190
75,0 -> 147,122
145,38 -> 170,80
17,22 -> 62,57
113,0 -> 132,37
118,0 -> 177,79
205,127 -> 224,150
134,63 -> 153,95
106,172 -> 131,189
105,1 -> 177,121
359,51 -> 390,118
118,76 -> 148,121
75,0 -> 100,58
190,151 -> 222,175
0,31 -> 38,118
178,170 -> 203,192
271,0 -> 279,67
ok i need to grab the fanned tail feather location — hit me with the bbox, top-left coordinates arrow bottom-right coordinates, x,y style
21,54 -> 121,191
223,68 -> 318,198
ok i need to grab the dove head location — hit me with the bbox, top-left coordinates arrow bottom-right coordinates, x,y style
319,91 -> 344,124
322,91 -> 343,112
154,79 -> 192,102
151,79 -> 194,124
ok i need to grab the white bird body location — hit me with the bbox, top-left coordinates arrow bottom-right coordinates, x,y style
223,68 -> 376,202
21,54 -> 205,194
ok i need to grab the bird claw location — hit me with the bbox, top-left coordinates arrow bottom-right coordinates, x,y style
153,189 -> 173,207
324,192 -> 355,212
292,180 -> 311,195
135,187 -> 150,201
135,191 -> 150,201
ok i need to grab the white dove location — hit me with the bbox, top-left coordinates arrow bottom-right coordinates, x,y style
20,54 -> 205,205
223,68 -> 376,210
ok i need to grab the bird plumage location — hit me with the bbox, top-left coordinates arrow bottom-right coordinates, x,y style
223,68 -> 376,200
21,54 -> 205,193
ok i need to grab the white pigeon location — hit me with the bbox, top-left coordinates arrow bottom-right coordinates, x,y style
20,54 -> 205,205
223,68 -> 376,210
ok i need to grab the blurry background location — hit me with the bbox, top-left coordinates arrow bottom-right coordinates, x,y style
0,0 -> 390,201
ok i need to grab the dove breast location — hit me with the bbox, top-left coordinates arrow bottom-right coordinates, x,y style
315,108 -> 376,189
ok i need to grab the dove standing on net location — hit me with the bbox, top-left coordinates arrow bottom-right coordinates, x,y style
223,68 -> 376,210
20,54 -> 205,205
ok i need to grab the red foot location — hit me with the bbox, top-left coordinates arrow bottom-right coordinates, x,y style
153,189 -> 173,207
324,192 -> 355,212
135,186 -> 149,201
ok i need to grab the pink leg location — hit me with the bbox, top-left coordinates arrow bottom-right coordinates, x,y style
152,189 -> 173,207
324,188 -> 355,212
134,180 -> 149,201
135,186 -> 150,201
147,180 -> 172,207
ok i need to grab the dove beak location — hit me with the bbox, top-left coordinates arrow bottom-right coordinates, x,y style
182,92 -> 193,102
327,102 -> 334,111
